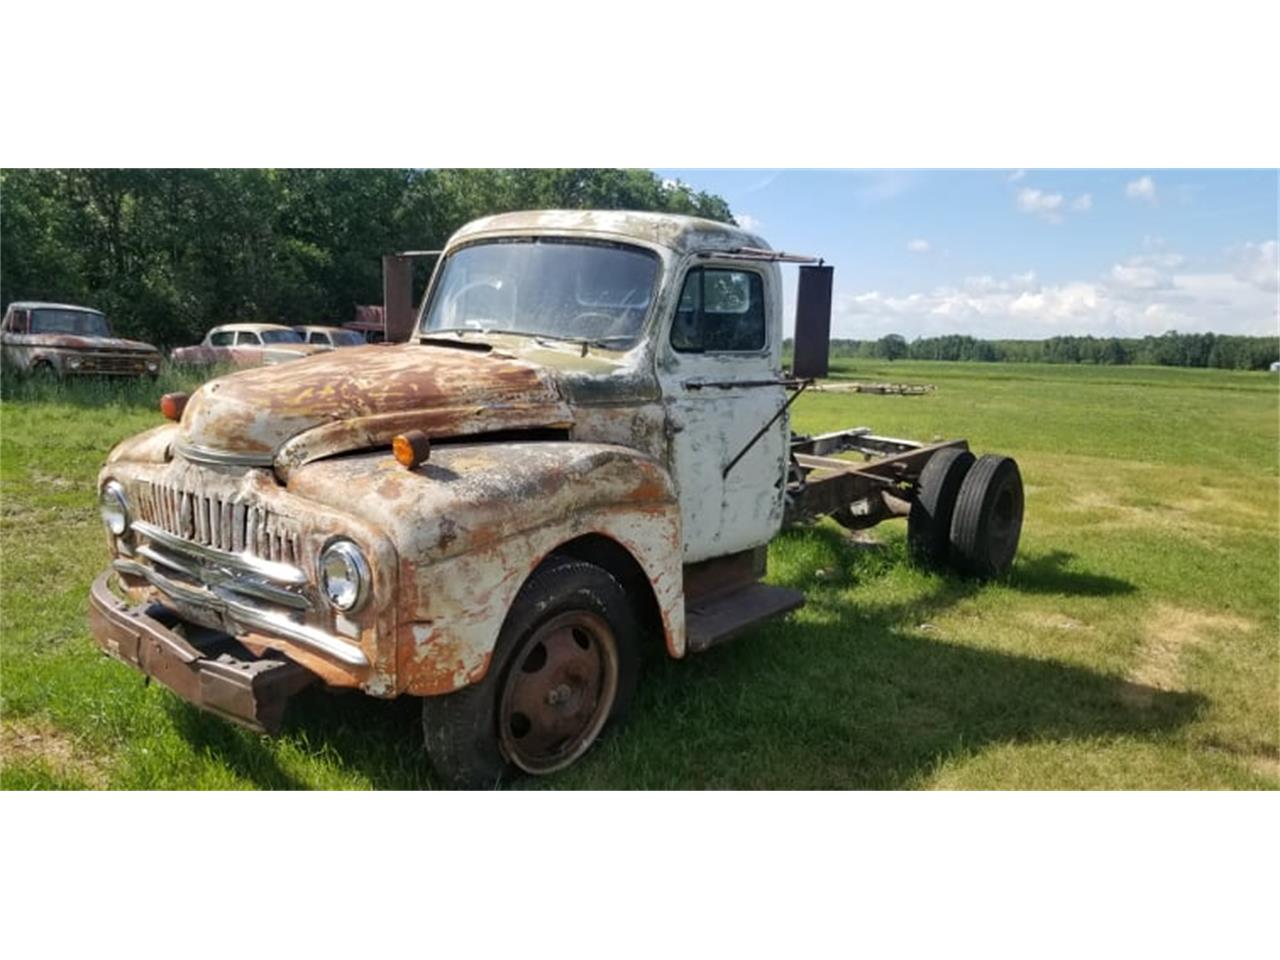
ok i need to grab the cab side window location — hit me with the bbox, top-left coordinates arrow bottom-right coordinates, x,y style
671,268 -> 766,353
236,331 -> 262,346
209,331 -> 235,347
308,332 -> 328,345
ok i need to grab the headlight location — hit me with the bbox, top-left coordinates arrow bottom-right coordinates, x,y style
99,481 -> 130,535
319,540 -> 370,612
146,359 -> 159,371
67,358 -> 83,370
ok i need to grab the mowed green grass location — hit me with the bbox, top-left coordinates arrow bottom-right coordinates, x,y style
1,360 -> 1276,789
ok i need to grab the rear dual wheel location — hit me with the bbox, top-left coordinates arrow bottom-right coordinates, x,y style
949,454 -> 1024,579
907,448 -> 976,567
908,451 -> 1023,579
421,556 -> 640,788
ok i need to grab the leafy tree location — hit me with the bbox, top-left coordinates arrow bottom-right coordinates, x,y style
875,333 -> 908,360
1,168 -> 734,347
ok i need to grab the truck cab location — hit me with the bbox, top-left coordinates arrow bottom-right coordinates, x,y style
88,211 -> 1023,787
419,211 -> 792,563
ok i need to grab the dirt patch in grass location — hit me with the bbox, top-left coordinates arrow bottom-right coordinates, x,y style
1200,736 -> 1280,782
1068,490 -> 1222,547
1119,604 -> 1256,708
1020,611 -> 1093,632
0,717 -> 108,788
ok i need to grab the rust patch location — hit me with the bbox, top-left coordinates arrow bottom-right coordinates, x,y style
179,343 -> 574,471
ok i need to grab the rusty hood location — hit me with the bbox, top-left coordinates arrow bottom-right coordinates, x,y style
14,332 -> 159,354
176,343 -> 572,472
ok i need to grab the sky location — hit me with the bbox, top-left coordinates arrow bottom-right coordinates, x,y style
653,169 -> 1278,341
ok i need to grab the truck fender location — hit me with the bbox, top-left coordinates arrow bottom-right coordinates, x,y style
285,441 -> 686,696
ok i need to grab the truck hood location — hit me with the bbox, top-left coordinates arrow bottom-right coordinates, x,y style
262,343 -> 328,357
12,333 -> 159,353
176,343 -> 572,472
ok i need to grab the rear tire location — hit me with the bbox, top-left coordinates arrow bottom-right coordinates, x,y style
421,555 -> 641,788
907,448 -> 975,569
949,454 -> 1024,579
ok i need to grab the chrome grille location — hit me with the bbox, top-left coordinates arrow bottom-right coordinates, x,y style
80,353 -> 148,374
135,481 -> 303,566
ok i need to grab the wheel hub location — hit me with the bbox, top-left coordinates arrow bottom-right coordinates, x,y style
498,610 -> 620,774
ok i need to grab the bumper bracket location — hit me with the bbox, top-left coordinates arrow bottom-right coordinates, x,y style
89,572 -> 316,734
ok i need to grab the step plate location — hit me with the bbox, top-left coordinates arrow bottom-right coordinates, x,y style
686,583 -> 806,653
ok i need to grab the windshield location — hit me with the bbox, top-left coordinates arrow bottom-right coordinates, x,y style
31,308 -> 111,338
421,239 -> 660,346
260,329 -> 304,344
332,330 -> 364,346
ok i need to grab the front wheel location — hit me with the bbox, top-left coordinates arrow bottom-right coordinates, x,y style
421,556 -> 641,788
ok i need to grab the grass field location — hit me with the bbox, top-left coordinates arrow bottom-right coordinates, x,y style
1,359 -> 1277,789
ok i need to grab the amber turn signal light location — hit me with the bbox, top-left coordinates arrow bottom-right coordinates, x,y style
160,392 -> 189,422
392,430 -> 431,469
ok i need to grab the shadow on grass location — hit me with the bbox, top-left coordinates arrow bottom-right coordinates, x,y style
171,526 -> 1189,790
168,689 -> 432,790
590,529 -> 1187,788
1010,549 -> 1137,597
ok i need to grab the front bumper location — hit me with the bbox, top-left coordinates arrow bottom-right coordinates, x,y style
89,571 -> 316,733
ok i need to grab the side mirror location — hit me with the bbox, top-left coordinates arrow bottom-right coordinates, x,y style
792,265 -> 833,379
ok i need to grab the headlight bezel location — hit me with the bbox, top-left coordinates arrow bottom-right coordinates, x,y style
319,539 -> 371,613
99,480 -> 130,536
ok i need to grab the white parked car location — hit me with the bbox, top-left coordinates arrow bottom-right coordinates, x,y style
293,325 -> 367,350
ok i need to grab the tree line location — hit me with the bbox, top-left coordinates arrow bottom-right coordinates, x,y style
800,332 -> 1280,370
0,169 -> 733,347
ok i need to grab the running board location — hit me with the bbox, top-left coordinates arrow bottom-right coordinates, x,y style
685,583 -> 806,654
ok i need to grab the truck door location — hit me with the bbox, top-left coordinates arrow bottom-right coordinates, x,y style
657,261 -> 789,562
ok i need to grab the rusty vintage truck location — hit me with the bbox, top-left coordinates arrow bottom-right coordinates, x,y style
89,211 -> 1024,787
1,301 -> 162,378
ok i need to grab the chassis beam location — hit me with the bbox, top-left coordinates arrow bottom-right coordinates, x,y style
784,436 -> 969,527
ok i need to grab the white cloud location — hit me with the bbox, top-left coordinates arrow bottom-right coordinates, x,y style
1015,184 -> 1092,222
1008,169 -> 1026,182
1135,251 -> 1186,269
1106,251 -> 1184,291
906,238 -> 931,253
733,213 -> 763,233
1230,240 -> 1278,292
1017,187 -> 1065,221
661,178 -> 679,191
1110,263 -> 1168,290
1126,175 -> 1158,204
828,249 -> 1276,341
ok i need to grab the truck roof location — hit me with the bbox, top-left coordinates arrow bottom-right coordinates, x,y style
447,210 -> 768,255
6,301 -> 103,313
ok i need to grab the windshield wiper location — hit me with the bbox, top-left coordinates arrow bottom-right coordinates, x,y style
419,327 -> 634,355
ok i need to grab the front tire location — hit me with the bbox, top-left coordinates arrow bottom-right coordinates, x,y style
421,556 -> 641,788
